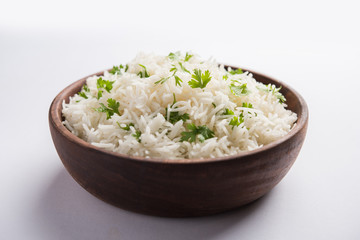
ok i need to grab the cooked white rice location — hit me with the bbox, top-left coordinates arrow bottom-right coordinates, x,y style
62,52 -> 297,160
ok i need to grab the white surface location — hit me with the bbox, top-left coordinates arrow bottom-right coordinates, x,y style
1,0 -> 360,239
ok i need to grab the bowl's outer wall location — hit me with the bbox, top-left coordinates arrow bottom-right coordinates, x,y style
49,68 -> 308,217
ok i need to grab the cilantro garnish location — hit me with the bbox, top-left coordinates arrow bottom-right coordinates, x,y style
188,69 -> 212,89
78,85 -> 90,99
178,62 -> 190,73
95,98 -> 120,120
223,108 -> 235,115
229,68 -> 244,75
97,78 -> 115,93
154,76 -> 170,85
117,122 -> 134,131
229,83 -> 249,96
223,75 -> 229,80
96,77 -> 115,99
109,64 -> 128,75
79,92 -> 88,99
174,75 -> 183,87
165,93 -> 189,124
242,102 -> 253,108
154,63 -> 184,86
229,113 -> 244,129
184,52 -> 193,62
132,130 -> 142,142
257,84 -> 286,103
168,51 -> 180,60
180,124 -> 215,143
137,64 -> 150,78
97,91 -> 103,100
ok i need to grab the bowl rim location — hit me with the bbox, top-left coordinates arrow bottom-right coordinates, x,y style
49,66 -> 308,165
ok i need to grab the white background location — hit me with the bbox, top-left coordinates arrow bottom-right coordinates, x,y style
1,0 -> 360,239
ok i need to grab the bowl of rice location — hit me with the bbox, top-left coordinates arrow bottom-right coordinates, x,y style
49,52 -> 308,217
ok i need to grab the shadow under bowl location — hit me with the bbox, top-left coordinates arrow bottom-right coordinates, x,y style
49,67 -> 308,217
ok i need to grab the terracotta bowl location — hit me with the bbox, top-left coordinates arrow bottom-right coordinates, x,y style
49,67 -> 308,217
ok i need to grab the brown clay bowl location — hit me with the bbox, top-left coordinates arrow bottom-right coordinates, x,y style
49,66 -> 308,217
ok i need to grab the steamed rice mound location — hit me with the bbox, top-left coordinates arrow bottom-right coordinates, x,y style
62,52 -> 297,160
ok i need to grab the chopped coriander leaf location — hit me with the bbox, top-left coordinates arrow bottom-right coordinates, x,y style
242,102 -> 253,108
166,110 -> 189,124
223,108 -> 234,115
107,98 -> 120,114
188,69 -> 212,89
184,52 -> 193,62
275,91 -> 286,103
97,90 -> 103,100
132,130 -> 142,142
78,85 -> 90,99
174,75 -> 182,87
137,64 -> 150,78
95,98 -> 120,120
109,64 -> 126,75
168,51 -> 181,60
155,76 -> 170,85
109,66 -> 120,75
229,68 -> 244,75
79,92 -> 88,99
229,113 -> 244,129
172,92 -> 176,104
170,65 -> 177,73
178,62 -> 190,73
165,93 -> 189,124
117,122 -> 134,131
97,77 -> 115,93
83,85 -> 90,92
257,84 -> 286,103
180,124 -> 215,143
124,64 -> 129,72
223,75 -> 229,80
154,75 -> 182,86
229,83 -> 250,96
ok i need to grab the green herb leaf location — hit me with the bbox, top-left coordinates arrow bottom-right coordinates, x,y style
223,108 -> 234,115
165,93 -> 189,124
178,62 -> 190,73
95,98 -> 120,120
132,130 -> 142,142
257,84 -> 286,103
109,66 -> 120,75
223,75 -> 229,80
229,68 -> 243,75
117,122 -> 134,131
170,65 -> 177,73
168,51 -> 181,60
212,103 -> 216,108
109,64 -> 127,75
242,102 -> 253,108
97,77 -> 115,93
180,124 -> 215,143
167,111 -> 189,124
188,69 -> 212,89
97,90 -> 103,100
155,76 -> 170,85
79,92 -> 88,99
78,85 -> 90,99
229,83 -> 249,96
184,52 -> 193,62
174,75 -> 182,87
83,85 -> 90,92
229,113 -> 244,129
137,64 -> 150,78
